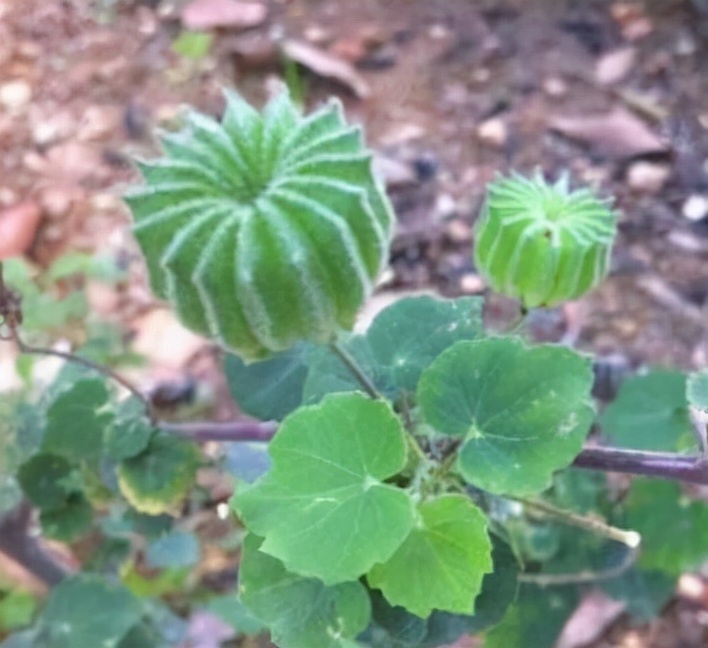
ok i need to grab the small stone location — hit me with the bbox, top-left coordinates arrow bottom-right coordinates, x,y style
476,118 -> 508,148
626,161 -> 670,194
434,194 -> 457,220
459,273 -> 485,294
543,76 -> 567,97
445,218 -> 472,244
39,186 -> 76,219
683,195 -> 708,222
0,80 -> 32,110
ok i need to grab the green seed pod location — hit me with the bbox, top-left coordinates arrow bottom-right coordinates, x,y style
125,91 -> 394,361
473,172 -> 617,308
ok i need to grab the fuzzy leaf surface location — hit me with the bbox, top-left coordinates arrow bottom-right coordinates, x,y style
239,534 -> 370,648
233,393 -> 415,584
368,495 -> 493,617
418,338 -> 594,495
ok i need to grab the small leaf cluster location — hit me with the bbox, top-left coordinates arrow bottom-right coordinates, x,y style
223,295 -> 598,647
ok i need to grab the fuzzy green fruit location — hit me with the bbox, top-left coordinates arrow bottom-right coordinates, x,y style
473,172 -> 617,308
125,91 -> 394,361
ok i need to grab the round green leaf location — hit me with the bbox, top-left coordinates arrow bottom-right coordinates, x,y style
599,370 -> 692,451
39,574 -> 143,648
368,495 -> 493,617
239,534 -> 371,648
117,434 -> 200,515
233,392 -> 416,584
17,453 -> 80,510
417,338 -> 594,495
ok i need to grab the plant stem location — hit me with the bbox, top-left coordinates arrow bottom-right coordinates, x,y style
518,545 -> 639,586
509,495 -> 641,548
329,339 -> 382,399
573,446 -> 708,485
0,503 -> 71,587
161,419 -> 278,442
17,339 -> 152,416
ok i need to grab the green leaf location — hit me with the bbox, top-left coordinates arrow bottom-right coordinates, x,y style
38,574 -> 143,648
418,338 -> 594,495
239,534 -> 371,648
368,495 -> 493,617
122,564 -> 190,598
599,370 -> 692,451
146,531 -> 199,569
363,589 -> 427,648
207,595 -> 266,635
625,479 -> 708,575
365,296 -> 484,394
483,584 -> 578,648
17,453 -> 80,510
305,296 -> 484,403
42,378 -> 113,461
362,535 -> 519,648
233,392 -> 416,584
117,434 -> 200,515
687,369 -> 708,411
0,591 -> 36,631
602,569 -> 675,622
422,536 -> 519,646
104,417 -> 154,462
224,342 -> 312,420
40,494 -> 93,542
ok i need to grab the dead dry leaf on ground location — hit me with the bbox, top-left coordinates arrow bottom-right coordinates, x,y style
549,106 -> 667,158
557,590 -> 626,648
281,38 -> 371,98
595,46 -> 636,85
0,200 -> 42,259
182,0 -> 267,31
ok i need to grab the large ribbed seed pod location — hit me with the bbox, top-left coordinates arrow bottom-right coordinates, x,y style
125,91 -> 394,361
473,172 -> 617,308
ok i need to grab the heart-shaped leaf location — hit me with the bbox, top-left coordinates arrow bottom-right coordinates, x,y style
417,338 -> 594,495
368,495 -> 493,617
233,392 -> 416,584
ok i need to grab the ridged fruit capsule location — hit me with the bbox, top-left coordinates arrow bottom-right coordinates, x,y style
473,172 -> 617,308
124,91 -> 394,361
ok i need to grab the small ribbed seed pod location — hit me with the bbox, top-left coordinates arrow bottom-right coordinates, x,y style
473,172 -> 617,308
125,91 -> 394,361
